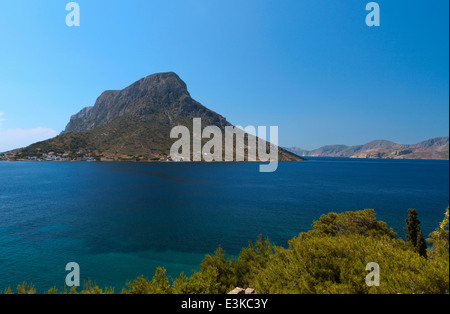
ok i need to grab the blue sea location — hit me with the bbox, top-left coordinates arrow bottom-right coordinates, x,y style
0,158 -> 448,292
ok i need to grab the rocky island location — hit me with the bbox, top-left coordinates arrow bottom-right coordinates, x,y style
3,72 -> 302,162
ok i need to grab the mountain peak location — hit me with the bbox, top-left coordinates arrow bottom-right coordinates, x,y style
129,72 -> 190,98
135,72 -> 187,91
62,72 -> 192,134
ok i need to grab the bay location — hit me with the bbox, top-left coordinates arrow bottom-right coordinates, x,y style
0,158 -> 448,292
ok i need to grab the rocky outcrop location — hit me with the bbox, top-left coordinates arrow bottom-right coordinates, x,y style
62,73 -> 228,134
228,287 -> 256,294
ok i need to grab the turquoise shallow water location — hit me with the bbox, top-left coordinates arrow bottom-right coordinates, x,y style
0,158 -> 448,292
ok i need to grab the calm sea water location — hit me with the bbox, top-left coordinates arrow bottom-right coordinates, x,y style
0,158 -> 448,292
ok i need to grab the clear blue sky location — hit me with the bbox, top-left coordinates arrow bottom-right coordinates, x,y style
0,0 -> 448,151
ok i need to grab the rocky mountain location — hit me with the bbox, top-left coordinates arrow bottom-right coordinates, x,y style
13,72 -> 302,162
62,73 -> 228,134
411,137 -> 449,152
286,137 -> 449,160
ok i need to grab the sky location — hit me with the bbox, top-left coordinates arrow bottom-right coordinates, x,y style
0,0 -> 448,152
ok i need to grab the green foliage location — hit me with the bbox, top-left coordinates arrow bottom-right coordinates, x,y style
250,234 -> 448,294
122,268 -> 172,294
15,282 -> 36,294
198,246 -> 236,294
79,280 -> 115,294
416,229 -> 428,259
176,268 -> 222,294
405,208 -> 420,245
427,207 -> 449,258
232,235 -> 275,289
300,209 -> 397,239
405,208 -> 427,257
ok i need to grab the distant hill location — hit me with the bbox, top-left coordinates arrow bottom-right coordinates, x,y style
9,72 -> 302,162
411,137 -> 449,152
286,137 -> 449,160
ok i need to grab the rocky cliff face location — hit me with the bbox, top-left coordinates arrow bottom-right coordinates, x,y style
63,72 -> 228,134
411,137 -> 449,152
